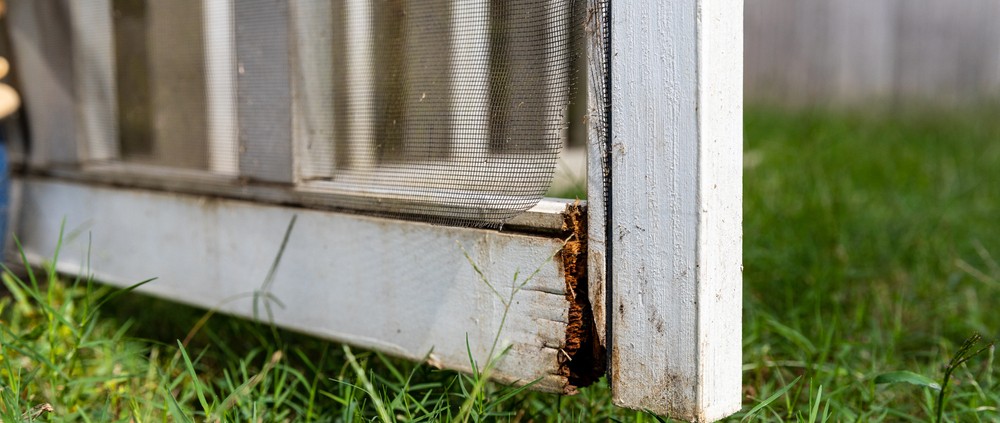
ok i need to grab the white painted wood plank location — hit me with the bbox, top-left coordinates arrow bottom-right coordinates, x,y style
609,1 -> 742,421
695,1 -> 743,418
14,177 -> 575,392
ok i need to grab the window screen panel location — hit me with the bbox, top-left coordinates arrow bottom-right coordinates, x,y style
13,0 -> 589,227
297,0 -> 587,225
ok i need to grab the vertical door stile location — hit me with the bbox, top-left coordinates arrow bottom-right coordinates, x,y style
607,0 -> 743,420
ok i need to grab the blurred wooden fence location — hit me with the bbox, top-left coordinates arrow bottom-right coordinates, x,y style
746,0 -> 1000,106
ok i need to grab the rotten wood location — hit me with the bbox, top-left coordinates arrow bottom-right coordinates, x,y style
558,201 -> 605,393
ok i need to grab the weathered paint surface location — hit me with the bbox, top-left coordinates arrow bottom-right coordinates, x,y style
15,177 -> 575,391
608,0 -> 743,421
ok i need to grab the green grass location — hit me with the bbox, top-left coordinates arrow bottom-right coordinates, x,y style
2,106 -> 1000,421
742,106 -> 1000,421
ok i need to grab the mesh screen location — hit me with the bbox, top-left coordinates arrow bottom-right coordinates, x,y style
112,0 -> 222,171
21,0 -> 588,227
102,0 -> 241,173
287,0 -> 588,225
587,0 -> 611,212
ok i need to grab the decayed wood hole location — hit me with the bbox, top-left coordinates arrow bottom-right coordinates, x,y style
559,202 -> 606,393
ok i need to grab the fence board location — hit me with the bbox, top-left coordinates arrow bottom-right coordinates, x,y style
746,0 -> 1000,105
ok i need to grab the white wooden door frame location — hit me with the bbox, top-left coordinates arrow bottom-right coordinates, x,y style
590,0 -> 744,420
7,0 -> 743,420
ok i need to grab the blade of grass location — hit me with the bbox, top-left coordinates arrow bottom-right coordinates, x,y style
342,345 -> 393,423
742,376 -> 802,422
176,340 -> 211,415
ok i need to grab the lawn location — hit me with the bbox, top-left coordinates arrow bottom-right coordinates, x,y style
1,106 -> 999,421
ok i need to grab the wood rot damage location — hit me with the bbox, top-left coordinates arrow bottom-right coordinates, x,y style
558,202 -> 606,393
